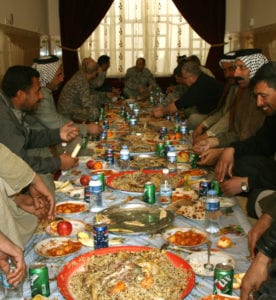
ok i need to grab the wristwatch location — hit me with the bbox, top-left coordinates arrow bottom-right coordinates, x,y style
241,182 -> 249,192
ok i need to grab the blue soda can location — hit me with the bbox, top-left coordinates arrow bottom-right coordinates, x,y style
199,180 -> 212,197
93,222 -> 109,249
105,148 -> 114,164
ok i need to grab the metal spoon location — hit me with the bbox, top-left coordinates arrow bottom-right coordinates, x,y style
204,240 -> 214,271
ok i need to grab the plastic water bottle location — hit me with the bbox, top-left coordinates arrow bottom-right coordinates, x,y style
89,175 -> 103,212
129,115 -> 137,134
205,189 -> 220,235
167,145 -> 177,173
119,145 -> 130,170
61,142 -> 68,176
160,169 -> 172,206
2,259 -> 23,299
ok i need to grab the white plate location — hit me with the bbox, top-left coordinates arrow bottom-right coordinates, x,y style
200,295 -> 239,300
162,227 -> 209,248
65,187 -> 84,199
55,201 -> 89,217
77,156 -> 92,163
34,237 -> 82,258
46,219 -> 86,237
220,197 -> 236,208
186,251 -> 236,277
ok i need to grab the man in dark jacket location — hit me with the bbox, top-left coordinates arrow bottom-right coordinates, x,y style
152,60 -> 224,129
213,62 -> 276,197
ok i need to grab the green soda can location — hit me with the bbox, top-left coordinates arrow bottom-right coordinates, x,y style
212,179 -> 222,196
95,171 -> 105,191
189,152 -> 199,168
156,142 -> 165,157
213,263 -> 234,295
29,262 -> 50,297
143,181 -> 156,204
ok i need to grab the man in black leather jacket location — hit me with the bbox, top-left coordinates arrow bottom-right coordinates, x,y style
241,220 -> 276,299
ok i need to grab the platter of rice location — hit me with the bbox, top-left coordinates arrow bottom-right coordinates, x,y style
106,170 -> 183,194
57,246 -> 195,300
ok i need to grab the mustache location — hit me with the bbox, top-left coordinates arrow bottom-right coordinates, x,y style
234,76 -> 245,82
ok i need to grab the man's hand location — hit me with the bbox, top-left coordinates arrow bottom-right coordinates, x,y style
248,213 -> 272,259
241,252 -> 271,300
28,174 -> 55,221
152,106 -> 165,118
192,137 -> 219,155
192,133 -> 208,146
60,153 -> 79,171
215,147 -> 235,182
86,123 -> 103,135
0,233 -> 26,287
219,176 -> 248,196
197,148 -> 224,166
60,121 -> 79,142
192,123 -> 207,142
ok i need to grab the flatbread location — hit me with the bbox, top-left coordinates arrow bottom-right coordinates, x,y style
176,201 -> 205,220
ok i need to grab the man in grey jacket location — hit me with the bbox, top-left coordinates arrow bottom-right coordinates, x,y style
0,65 -> 79,190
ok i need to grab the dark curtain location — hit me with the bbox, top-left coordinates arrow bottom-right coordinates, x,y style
172,0 -> 226,81
59,0 -> 114,81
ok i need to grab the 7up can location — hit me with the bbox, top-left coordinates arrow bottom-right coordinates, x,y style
213,263 -> 234,295
29,263 -> 50,297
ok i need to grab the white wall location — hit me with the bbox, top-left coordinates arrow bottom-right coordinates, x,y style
240,0 -> 276,31
0,0 -> 48,33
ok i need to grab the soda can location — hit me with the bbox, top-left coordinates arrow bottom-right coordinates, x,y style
189,152 -> 199,168
160,126 -> 168,135
105,148 -> 114,164
29,262 -> 50,297
143,181 -> 156,204
95,171 -> 105,191
213,263 -> 234,295
212,179 -> 222,196
156,142 -> 165,157
84,185 -> 91,203
199,180 -> 212,197
93,222 -> 109,249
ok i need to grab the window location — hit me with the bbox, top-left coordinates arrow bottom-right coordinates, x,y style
79,0 -> 210,76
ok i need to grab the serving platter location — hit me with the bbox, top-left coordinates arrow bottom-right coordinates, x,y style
55,201 -> 89,217
162,227 -> 209,248
98,202 -> 174,235
34,237 -> 82,258
186,250 -> 236,277
46,219 -> 86,237
57,246 -> 195,300
106,170 -> 183,194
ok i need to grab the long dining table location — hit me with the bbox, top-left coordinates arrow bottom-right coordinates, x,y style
22,100 -> 252,299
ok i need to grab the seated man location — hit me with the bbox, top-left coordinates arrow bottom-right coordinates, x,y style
212,62 -> 276,204
91,54 -> 121,96
27,55 -> 102,155
123,57 -> 160,99
193,48 -> 268,152
192,51 -> 238,144
187,54 -> 215,78
162,62 -> 188,106
0,143 -> 55,249
57,57 -> 101,122
152,60 -> 224,129
0,65 -> 79,191
241,219 -> 276,300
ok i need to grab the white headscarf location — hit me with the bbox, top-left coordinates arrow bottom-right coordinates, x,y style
237,53 -> 269,78
32,55 -> 61,87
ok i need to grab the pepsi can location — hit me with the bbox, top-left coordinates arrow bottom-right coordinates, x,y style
93,222 -> 109,249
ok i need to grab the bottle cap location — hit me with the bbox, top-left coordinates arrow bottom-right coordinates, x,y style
162,168 -> 169,175
92,175 -> 99,180
207,189 -> 217,196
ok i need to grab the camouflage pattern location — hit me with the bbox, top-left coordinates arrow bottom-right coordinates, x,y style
57,70 -> 100,122
123,66 -> 159,98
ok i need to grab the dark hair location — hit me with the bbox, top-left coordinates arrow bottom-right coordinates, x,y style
174,58 -> 188,77
97,55 -> 110,65
187,55 -> 201,65
2,65 -> 40,98
181,60 -> 201,76
250,62 -> 276,90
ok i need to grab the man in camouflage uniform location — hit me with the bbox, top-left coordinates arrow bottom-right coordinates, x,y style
57,57 -> 101,122
123,57 -> 160,99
